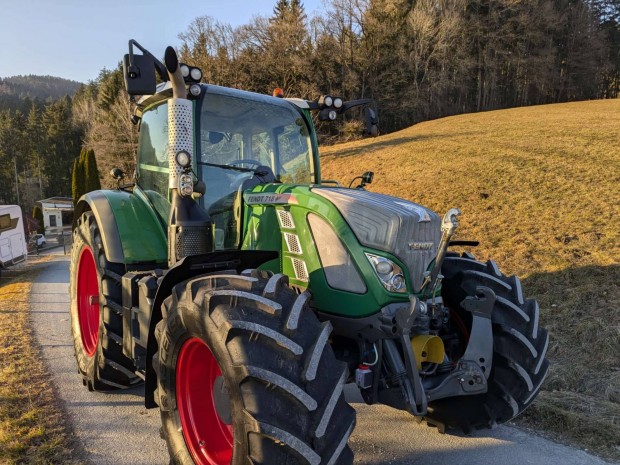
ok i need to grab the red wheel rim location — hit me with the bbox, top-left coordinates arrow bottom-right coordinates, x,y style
177,337 -> 233,465
76,247 -> 100,357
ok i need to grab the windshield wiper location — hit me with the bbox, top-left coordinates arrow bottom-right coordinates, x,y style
197,161 -> 271,177
197,162 -> 255,173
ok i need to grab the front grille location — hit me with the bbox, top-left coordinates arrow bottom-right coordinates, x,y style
291,258 -> 309,282
284,233 -> 302,254
277,209 -> 295,229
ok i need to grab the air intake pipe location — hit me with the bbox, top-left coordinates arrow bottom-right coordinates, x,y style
164,46 -> 212,267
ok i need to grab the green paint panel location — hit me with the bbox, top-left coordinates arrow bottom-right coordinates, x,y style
241,202 -> 282,272
241,183 -> 412,318
102,189 -> 168,264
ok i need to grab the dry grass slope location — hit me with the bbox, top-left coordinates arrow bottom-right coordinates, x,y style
321,99 -> 620,460
0,261 -> 82,465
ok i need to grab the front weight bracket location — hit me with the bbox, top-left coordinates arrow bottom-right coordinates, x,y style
460,286 -> 495,379
424,286 -> 496,403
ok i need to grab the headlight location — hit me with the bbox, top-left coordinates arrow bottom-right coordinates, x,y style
333,97 -> 343,109
179,174 -> 194,196
365,253 -> 407,293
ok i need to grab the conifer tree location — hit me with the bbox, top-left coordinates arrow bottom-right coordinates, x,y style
71,148 -> 87,205
27,102 -> 44,199
43,96 -> 81,197
273,0 -> 290,20
84,148 -> 101,192
32,204 -> 44,234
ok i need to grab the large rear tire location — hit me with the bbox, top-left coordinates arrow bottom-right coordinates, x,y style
424,253 -> 550,433
155,271 -> 356,465
69,211 -> 140,390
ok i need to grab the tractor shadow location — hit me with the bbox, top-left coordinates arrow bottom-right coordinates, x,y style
520,263 -> 619,397
322,132 -> 478,159
349,400 -> 604,464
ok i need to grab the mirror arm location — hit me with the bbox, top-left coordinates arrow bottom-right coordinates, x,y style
341,98 -> 374,113
128,39 -> 169,83
348,176 -> 362,188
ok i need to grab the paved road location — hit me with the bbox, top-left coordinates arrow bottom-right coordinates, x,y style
31,258 -> 615,465
31,257 -> 167,465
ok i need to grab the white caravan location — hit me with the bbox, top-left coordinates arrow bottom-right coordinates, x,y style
0,205 -> 27,268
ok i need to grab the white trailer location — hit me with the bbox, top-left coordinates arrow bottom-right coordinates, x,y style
0,205 -> 27,268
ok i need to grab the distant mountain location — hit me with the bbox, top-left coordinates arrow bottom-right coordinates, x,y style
0,75 -> 82,112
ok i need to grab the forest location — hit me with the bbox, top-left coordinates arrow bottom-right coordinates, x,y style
0,0 -> 619,212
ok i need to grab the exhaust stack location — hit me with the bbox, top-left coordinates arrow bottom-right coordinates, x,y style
163,46 -> 212,267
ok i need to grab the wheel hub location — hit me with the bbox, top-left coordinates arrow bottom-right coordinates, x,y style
213,376 -> 232,424
76,247 -> 100,357
176,337 -> 233,465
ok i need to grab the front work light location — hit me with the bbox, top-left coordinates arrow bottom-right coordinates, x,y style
190,67 -> 202,81
318,108 -> 339,121
175,150 -> 191,168
189,84 -> 201,97
319,95 -> 333,107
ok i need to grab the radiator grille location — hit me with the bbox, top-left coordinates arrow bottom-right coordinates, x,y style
277,209 -> 295,229
291,258 -> 309,282
284,233 -> 302,255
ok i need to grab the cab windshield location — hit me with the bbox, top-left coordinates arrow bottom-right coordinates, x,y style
198,90 -> 315,248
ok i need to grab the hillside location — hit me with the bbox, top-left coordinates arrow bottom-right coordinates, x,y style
0,75 -> 81,112
321,99 -> 620,460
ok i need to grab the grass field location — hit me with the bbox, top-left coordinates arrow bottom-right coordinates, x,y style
321,99 -> 620,460
0,259 -> 82,465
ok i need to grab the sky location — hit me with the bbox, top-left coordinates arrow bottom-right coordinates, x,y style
0,0 -> 323,83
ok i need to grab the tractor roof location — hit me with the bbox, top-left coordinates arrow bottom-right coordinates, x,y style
134,83 -> 300,118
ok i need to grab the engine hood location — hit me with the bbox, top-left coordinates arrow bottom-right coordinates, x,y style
312,187 -> 441,292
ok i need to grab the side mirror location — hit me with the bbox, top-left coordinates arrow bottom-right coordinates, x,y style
123,52 -> 157,96
364,107 -> 379,137
110,168 -> 124,180
348,171 -> 375,189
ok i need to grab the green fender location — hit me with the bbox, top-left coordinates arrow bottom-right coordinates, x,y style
74,189 -> 168,265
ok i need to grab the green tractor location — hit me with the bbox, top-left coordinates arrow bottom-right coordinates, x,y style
69,41 -> 549,465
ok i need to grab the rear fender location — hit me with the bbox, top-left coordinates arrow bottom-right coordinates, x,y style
74,189 -> 167,265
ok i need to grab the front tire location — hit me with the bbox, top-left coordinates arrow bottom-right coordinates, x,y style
424,253 -> 550,432
155,271 -> 356,465
69,211 -> 140,390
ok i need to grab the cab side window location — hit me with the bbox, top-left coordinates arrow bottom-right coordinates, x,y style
137,102 -> 169,198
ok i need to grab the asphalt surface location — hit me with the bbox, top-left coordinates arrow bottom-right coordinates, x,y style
30,257 -> 615,465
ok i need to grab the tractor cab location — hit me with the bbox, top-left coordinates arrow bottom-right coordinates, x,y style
136,84 -> 318,250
